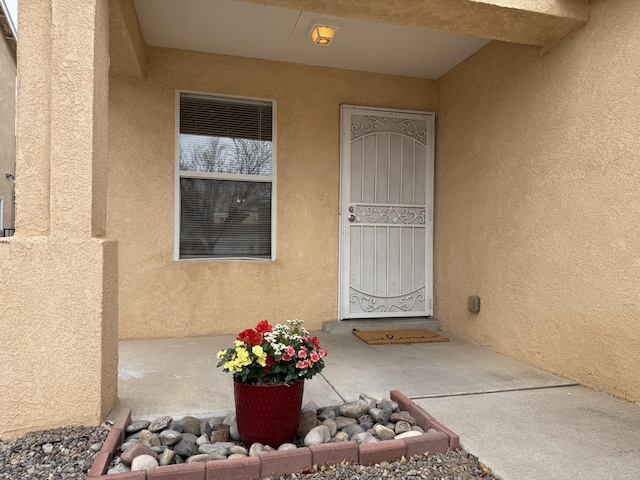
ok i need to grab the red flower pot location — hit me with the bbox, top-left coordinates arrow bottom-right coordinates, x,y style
234,379 -> 305,447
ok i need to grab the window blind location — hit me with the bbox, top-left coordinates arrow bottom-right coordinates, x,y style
180,94 -> 272,142
180,179 -> 272,259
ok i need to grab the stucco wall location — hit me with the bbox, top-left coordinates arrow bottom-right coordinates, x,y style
435,0 -> 640,402
109,47 -> 437,339
0,238 -> 118,438
0,32 -> 15,233
0,0 -> 117,438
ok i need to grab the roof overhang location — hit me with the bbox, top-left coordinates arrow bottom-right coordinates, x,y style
110,0 -> 590,79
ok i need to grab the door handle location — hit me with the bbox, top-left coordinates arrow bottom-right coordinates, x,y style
348,215 -> 356,222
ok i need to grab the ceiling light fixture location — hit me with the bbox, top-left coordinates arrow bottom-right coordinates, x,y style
309,22 -> 340,46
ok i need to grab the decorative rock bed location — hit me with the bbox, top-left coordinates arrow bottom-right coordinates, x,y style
88,390 -> 460,479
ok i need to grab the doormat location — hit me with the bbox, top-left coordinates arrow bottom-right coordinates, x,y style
353,328 -> 449,345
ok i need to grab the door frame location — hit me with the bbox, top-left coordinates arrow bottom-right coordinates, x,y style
338,105 -> 435,320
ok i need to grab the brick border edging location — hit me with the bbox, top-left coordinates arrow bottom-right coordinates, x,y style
88,390 -> 458,479
391,390 -> 460,449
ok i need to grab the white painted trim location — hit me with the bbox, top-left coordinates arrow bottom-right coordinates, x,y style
179,171 -> 274,183
338,105 -> 435,319
174,90 -> 181,261
180,90 -> 272,106
425,114 -> 435,316
342,104 -> 432,119
271,99 -> 278,261
173,89 -> 277,261
179,257 -> 272,263
338,106 -> 348,321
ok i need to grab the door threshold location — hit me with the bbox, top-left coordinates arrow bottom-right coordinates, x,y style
322,317 -> 440,334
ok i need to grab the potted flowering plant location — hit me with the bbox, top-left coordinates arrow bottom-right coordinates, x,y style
216,319 -> 327,447
216,319 -> 327,385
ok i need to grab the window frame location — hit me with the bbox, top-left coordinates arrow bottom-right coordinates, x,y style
174,90 -> 277,261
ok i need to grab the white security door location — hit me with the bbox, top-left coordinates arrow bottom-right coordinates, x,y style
339,106 -> 434,319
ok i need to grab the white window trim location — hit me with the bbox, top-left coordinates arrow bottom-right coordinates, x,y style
174,90 -> 277,262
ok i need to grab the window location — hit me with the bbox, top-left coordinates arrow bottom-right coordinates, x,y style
175,92 -> 275,260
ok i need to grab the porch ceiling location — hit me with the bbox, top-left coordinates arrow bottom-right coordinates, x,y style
119,0 -> 588,80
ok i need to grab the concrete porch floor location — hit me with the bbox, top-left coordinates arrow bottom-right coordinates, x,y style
114,331 -> 640,480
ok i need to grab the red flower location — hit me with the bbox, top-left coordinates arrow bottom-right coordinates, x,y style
264,355 -> 275,371
256,320 -> 272,334
311,336 -> 320,349
237,329 -> 261,346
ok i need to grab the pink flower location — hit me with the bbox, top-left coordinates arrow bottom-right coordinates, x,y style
319,349 -> 327,358
282,353 -> 292,361
310,351 -> 320,363
286,346 -> 295,356
296,360 -> 309,369
297,349 -> 307,359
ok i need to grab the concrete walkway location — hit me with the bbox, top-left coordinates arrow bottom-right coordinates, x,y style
115,331 -> 640,480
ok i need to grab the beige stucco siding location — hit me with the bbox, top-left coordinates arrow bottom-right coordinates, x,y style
109,47 -> 437,339
435,0 -> 640,401
0,0 -> 117,438
0,238 -> 118,437
0,33 -> 15,233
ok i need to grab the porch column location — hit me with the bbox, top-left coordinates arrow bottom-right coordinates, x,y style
0,0 -> 118,438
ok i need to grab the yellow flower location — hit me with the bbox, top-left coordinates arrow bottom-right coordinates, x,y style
252,345 -> 264,357
252,345 -> 267,366
236,347 -> 249,360
233,347 -> 251,369
235,358 -> 248,369
234,340 -> 244,347
223,361 -> 235,371
216,350 -> 226,359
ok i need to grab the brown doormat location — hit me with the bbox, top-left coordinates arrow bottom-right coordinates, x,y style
352,328 -> 449,345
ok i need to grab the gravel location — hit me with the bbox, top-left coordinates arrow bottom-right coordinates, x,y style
266,449 -> 499,480
0,425 -> 108,480
0,424 -> 497,480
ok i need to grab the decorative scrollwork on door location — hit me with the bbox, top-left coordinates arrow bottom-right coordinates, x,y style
348,294 -> 386,313
351,115 -> 427,145
351,116 -> 388,138
349,287 -> 426,313
353,205 -> 425,225
390,118 -> 427,143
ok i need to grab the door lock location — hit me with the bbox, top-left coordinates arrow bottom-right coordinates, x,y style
348,206 -> 355,213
